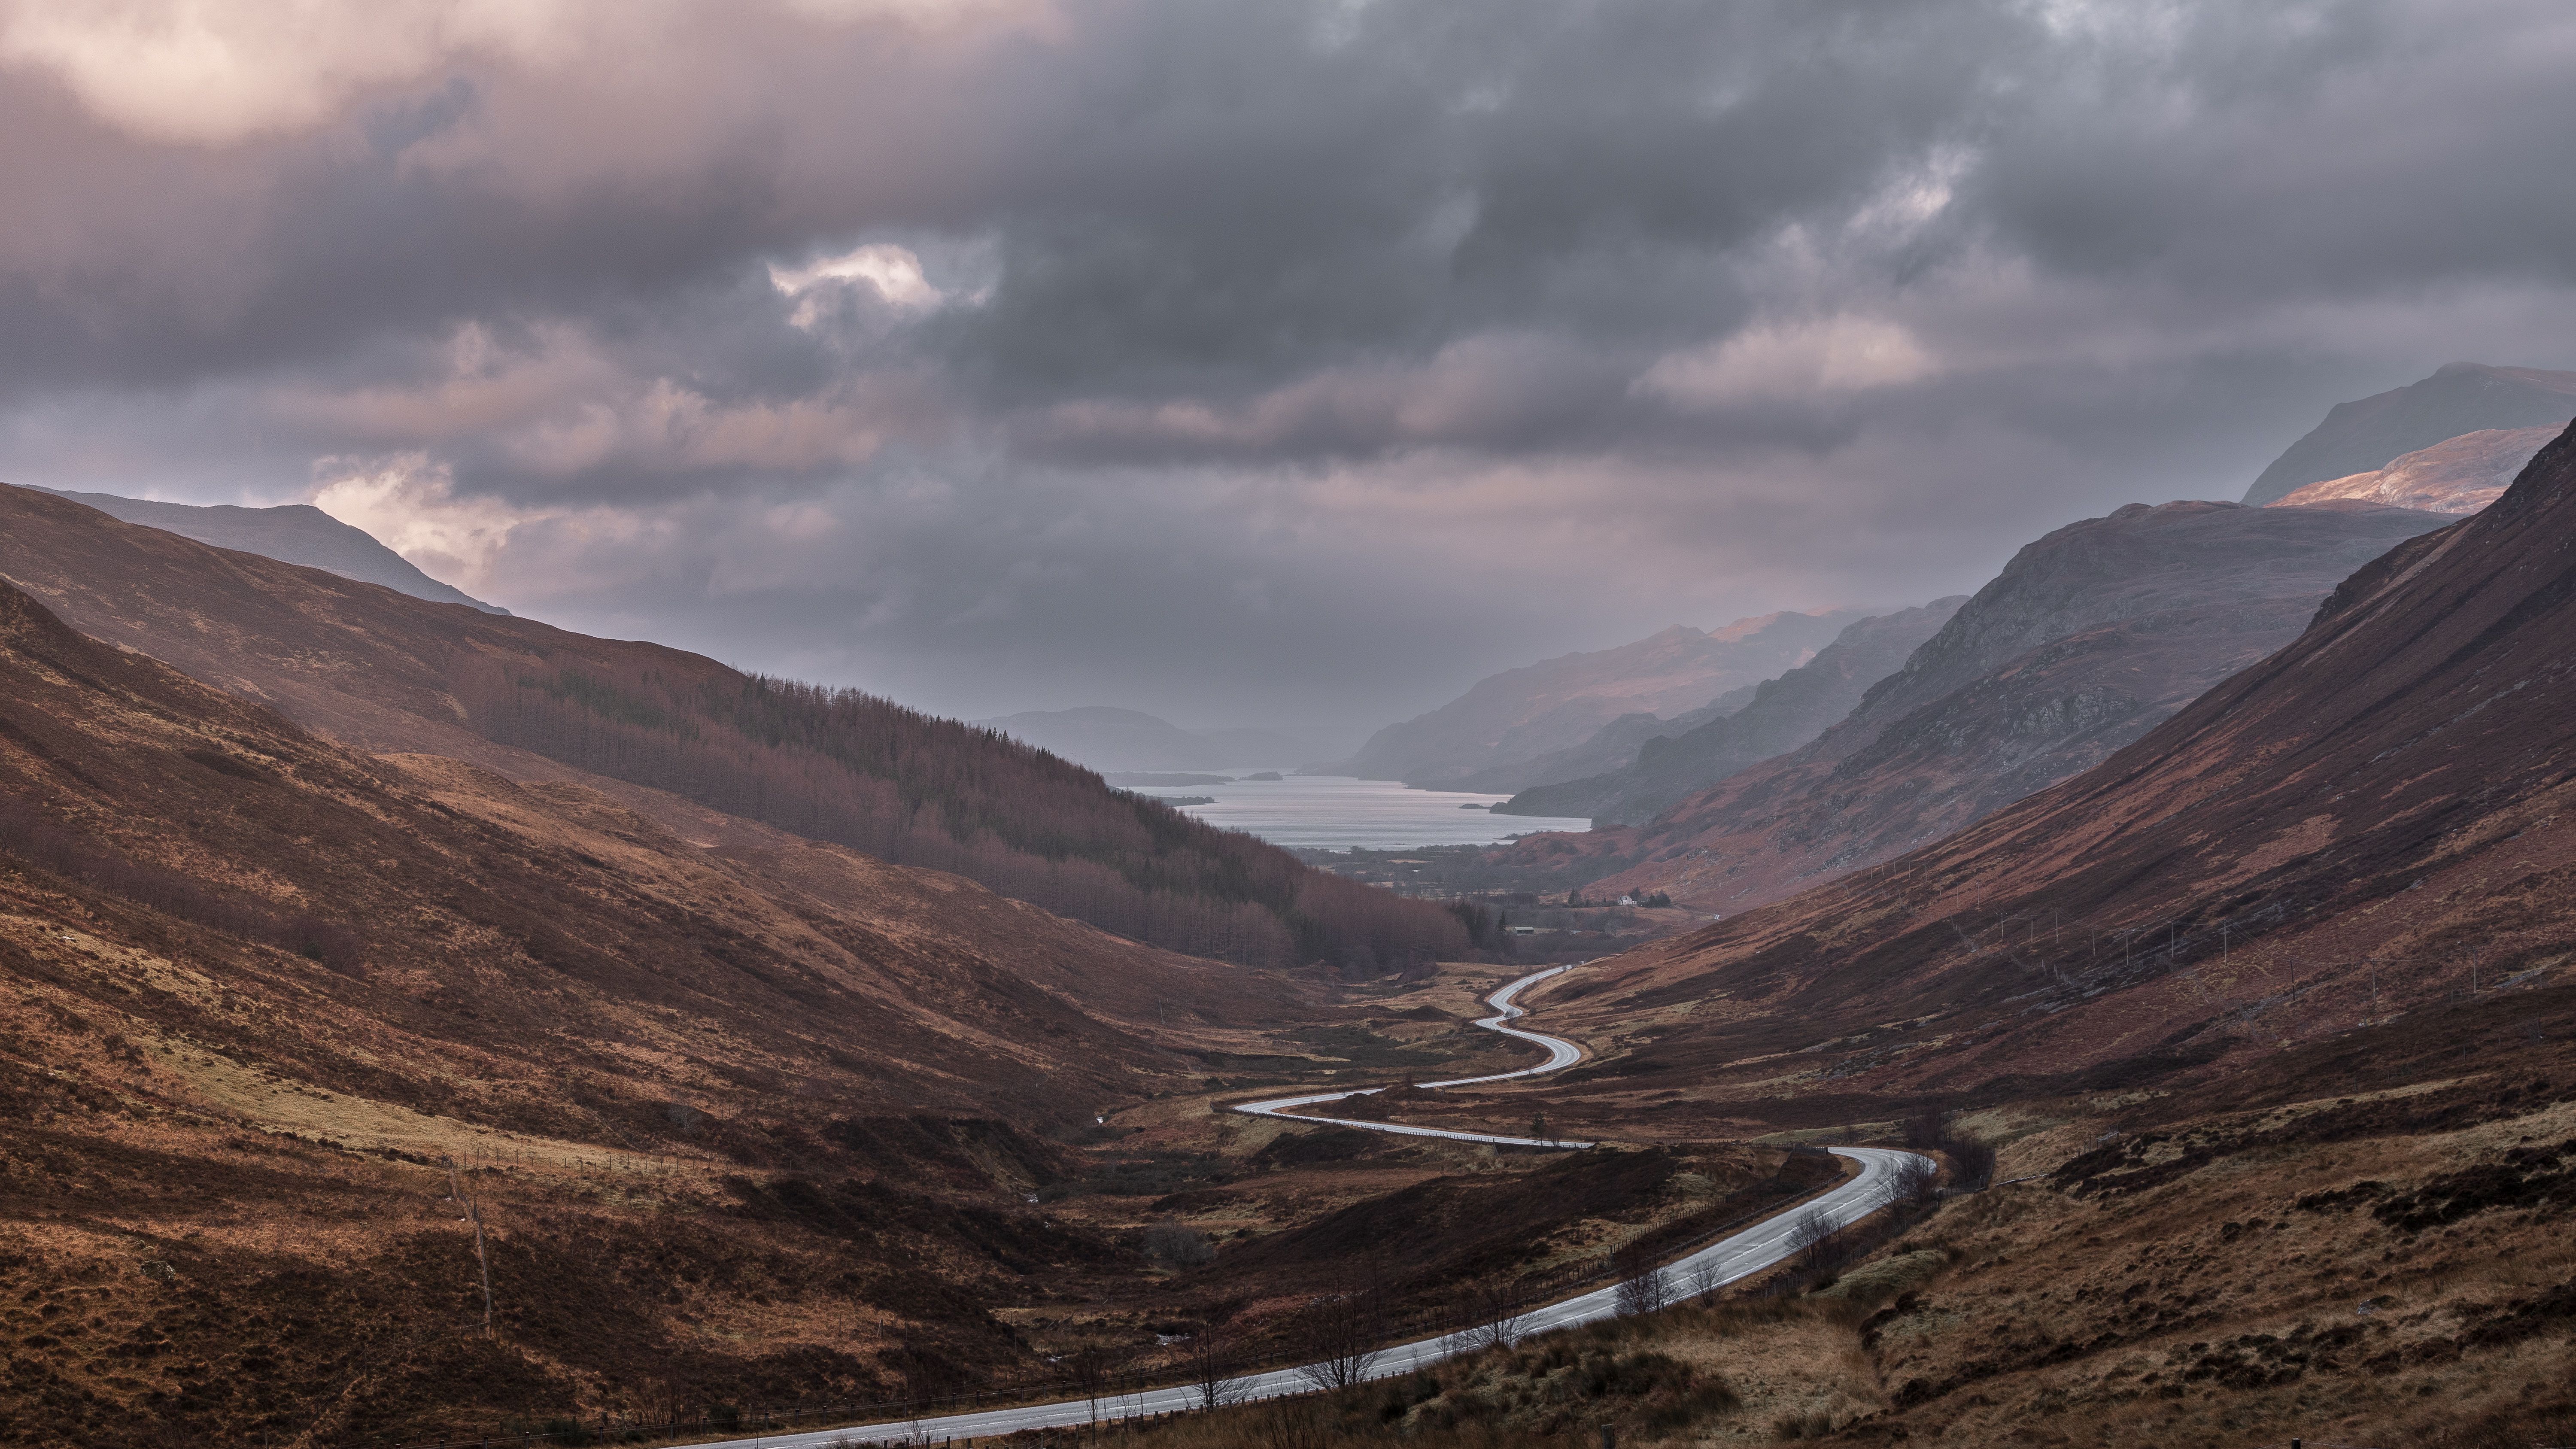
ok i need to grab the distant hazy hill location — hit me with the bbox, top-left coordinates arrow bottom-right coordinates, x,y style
976,707 -> 1351,772
2241,362 -> 2576,505
32,486 -> 507,613
1499,597 -> 1967,824
1335,610 -> 1866,791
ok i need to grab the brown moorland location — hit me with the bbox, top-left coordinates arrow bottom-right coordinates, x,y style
8,421 -> 2576,1449
0,569 -> 1364,1444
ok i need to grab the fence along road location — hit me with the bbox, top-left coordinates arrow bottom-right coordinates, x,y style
666,966 -> 1932,1449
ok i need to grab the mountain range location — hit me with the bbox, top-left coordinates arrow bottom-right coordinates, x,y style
1535,499 -> 2454,908
1557,415 -> 2576,1096
1468,365 -> 2565,909
1335,610 -> 1866,792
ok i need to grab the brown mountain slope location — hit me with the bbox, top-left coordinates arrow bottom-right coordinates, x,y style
0,572 -> 1282,1136
2274,423 -> 2554,514
0,482 -> 1461,971
1545,421 -> 2576,1101
0,571 -> 1333,1443
1496,499 -> 2450,909
1336,610 -> 1862,790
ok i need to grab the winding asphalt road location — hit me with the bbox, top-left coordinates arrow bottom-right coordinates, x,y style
668,966 -> 1932,1449
1228,964 -> 1595,1147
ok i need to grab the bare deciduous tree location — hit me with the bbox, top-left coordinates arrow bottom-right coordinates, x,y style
1611,1241 -> 1668,1317
1893,1153 -> 1940,1206
1453,1276 -> 1535,1352
1290,1271 -> 1389,1393
1182,1318 -> 1251,1410
1066,1343 -> 1113,1425
1685,1254 -> 1727,1307
1788,1206 -> 1841,1275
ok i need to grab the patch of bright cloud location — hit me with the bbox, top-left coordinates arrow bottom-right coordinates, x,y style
770,242 -> 943,327
1634,315 -> 1939,410
0,0 -> 578,143
310,452 -> 555,592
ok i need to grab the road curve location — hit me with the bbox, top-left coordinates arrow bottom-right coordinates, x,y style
663,965 -> 1936,1449
667,1147 -> 1923,1449
1229,964 -> 1595,1148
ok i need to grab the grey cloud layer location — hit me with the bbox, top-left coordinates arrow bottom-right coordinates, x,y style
3,0 -> 2573,725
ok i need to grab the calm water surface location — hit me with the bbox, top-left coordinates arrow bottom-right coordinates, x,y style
1125,773 -> 1591,851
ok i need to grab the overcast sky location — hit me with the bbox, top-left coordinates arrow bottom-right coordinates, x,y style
5,0 -> 2576,730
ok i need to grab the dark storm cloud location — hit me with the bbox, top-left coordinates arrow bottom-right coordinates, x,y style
4,0 -> 2576,725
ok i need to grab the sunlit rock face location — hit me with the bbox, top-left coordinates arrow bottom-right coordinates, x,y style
2241,363 -> 2576,506
2272,425 -> 2558,515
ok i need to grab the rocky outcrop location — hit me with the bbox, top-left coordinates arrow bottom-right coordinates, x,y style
2272,425 -> 2554,514
1334,609 -> 1863,790
1497,598 -> 1965,825
2240,362 -> 2576,506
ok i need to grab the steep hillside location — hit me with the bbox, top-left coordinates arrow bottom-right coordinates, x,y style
1553,420 -> 2576,1099
1498,598 -> 1965,826
1336,611 -> 1862,790
1491,500 -> 2451,907
2272,424 -> 2552,514
0,571 -> 1342,1443
0,483 -> 1463,971
31,486 -> 506,613
2242,361 -> 2576,505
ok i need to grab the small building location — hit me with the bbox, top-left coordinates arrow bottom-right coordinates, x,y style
1617,894 -> 1637,907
